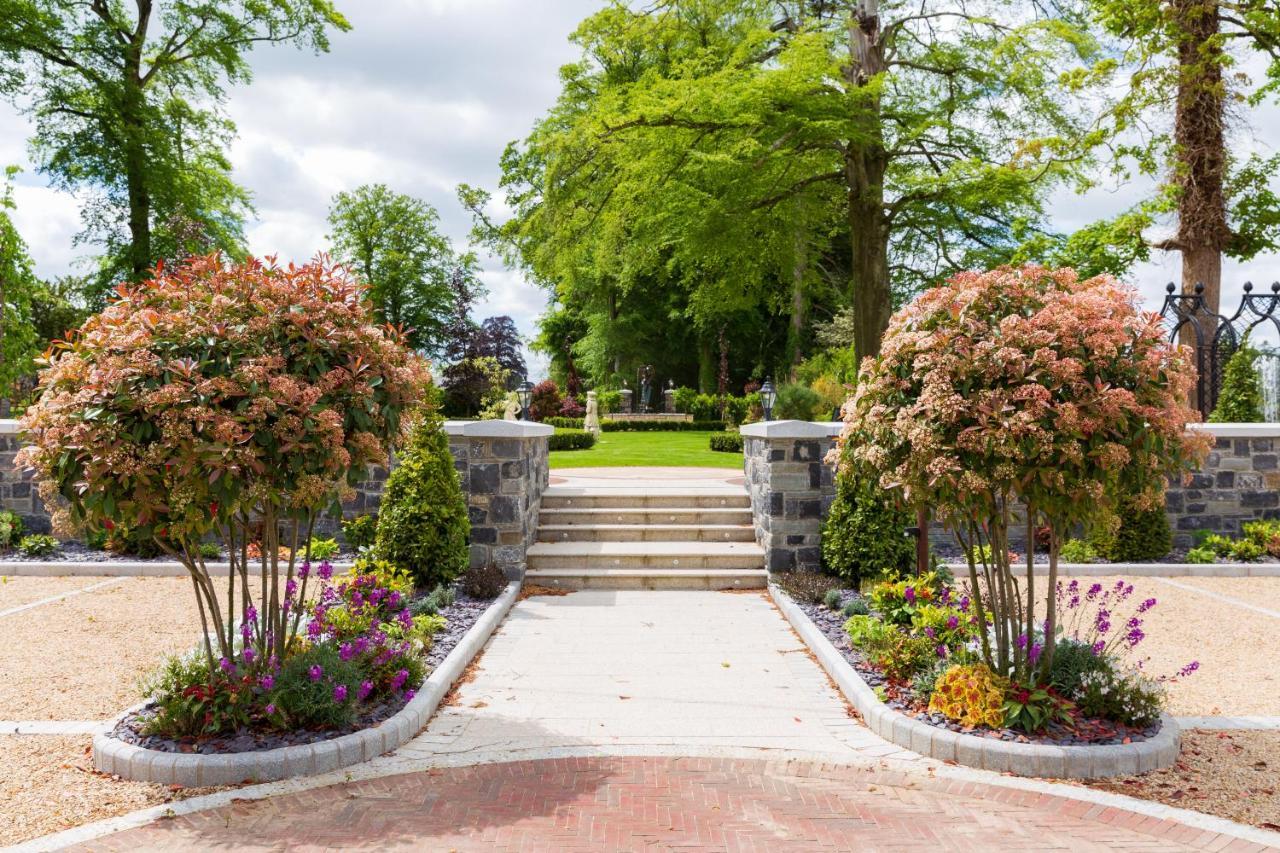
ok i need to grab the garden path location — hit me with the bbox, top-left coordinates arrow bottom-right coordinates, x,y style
48,589 -> 1280,852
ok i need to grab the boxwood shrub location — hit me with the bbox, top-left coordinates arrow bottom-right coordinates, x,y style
549,428 -> 596,450
821,454 -> 915,588
709,433 -> 744,453
374,409 -> 470,589
600,419 -> 726,432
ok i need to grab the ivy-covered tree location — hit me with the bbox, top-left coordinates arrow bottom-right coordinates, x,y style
0,1 -> 350,300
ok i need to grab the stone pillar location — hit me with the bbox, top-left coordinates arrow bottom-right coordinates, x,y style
619,388 -> 632,414
663,386 -> 675,413
443,420 -> 553,579
740,420 -> 840,573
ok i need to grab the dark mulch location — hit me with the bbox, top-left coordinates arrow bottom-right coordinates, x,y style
784,588 -> 1160,747
107,590 -> 500,755
0,541 -> 360,563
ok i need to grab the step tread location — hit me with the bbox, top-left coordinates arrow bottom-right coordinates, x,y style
542,487 -> 748,498
527,568 -> 767,577
537,523 -> 754,532
526,541 -> 764,557
537,507 -> 753,516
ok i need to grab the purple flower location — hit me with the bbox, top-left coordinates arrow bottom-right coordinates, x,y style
403,689 -> 416,702
391,669 -> 409,691
333,684 -> 348,703
242,648 -> 255,664
1087,583 -> 1102,600
307,619 -> 322,639
1016,633 -> 1028,650
318,561 -> 333,581
924,626 -> 936,639
1179,661 -> 1201,677
245,605 -> 258,623
1029,642 -> 1043,664
339,642 -> 355,661
958,596 -> 970,612
1091,640 -> 1105,655
398,609 -> 413,628
298,561 -> 310,579
935,644 -> 947,658
265,703 -> 276,715
357,680 -> 373,701
259,674 -> 275,690
1137,597 -> 1157,614
351,591 -> 364,609
946,615 -> 959,630
1125,627 -> 1145,648
904,586 -> 916,604
308,664 -> 323,682
388,591 -> 402,609
369,588 -> 384,605
285,578 -> 298,600
1067,579 -> 1079,594
219,657 -> 234,674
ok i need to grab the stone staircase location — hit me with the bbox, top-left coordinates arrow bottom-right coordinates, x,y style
526,484 -> 766,589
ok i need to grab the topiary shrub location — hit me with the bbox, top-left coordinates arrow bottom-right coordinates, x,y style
374,408 -> 470,590
708,433 -> 743,453
529,379 -> 562,421
545,416 -> 585,429
821,455 -> 914,588
1209,338 -> 1264,423
461,563 -> 507,599
773,382 -> 822,420
548,428 -> 596,451
1092,497 -> 1172,562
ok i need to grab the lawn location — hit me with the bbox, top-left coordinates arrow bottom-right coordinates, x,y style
549,430 -> 742,469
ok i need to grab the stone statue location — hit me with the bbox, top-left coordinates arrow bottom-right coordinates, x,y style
503,393 -> 520,421
584,390 -> 602,436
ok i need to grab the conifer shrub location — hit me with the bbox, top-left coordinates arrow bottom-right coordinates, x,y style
374,405 -> 470,590
1209,338 -> 1264,423
821,455 -> 915,588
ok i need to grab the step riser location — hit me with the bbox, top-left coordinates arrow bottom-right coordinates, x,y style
525,572 -> 767,591
541,495 -> 750,510
538,510 -> 753,525
527,554 -> 764,570
537,526 -> 756,543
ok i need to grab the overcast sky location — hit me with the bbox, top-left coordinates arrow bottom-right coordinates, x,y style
2,0 -> 1280,376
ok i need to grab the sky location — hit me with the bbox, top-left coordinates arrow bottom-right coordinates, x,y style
2,0 -> 1280,375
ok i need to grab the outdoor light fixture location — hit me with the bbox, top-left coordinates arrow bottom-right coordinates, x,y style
517,380 -> 533,420
761,377 -> 776,420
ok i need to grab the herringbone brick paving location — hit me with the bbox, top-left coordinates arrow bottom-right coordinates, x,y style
74,756 -> 1271,852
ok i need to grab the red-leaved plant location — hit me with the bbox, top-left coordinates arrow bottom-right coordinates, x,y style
834,266 -> 1210,684
17,254 -> 431,677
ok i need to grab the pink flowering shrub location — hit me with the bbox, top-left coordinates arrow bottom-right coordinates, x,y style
17,254 -> 431,677
836,266 -> 1210,684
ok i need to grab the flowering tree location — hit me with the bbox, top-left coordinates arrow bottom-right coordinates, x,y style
835,266 -> 1209,684
17,254 -> 430,676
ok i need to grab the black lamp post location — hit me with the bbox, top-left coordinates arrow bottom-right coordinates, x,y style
517,380 -> 533,420
760,377 -> 776,420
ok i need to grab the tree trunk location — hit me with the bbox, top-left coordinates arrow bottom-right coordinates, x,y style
1170,0 -> 1230,314
698,334 -> 715,393
845,4 -> 892,360
788,224 -> 807,379
122,6 -> 153,281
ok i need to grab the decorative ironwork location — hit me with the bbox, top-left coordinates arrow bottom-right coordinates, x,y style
1158,281 -> 1280,418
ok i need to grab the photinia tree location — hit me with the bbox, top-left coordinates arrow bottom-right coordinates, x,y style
834,265 -> 1210,684
17,254 -> 431,676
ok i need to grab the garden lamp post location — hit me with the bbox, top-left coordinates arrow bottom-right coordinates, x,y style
761,377 -> 776,420
517,380 -> 533,420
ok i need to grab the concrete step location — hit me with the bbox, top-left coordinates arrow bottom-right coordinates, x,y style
537,523 -> 756,543
526,540 -> 765,570
537,507 -> 754,526
525,568 -> 767,591
540,488 -> 750,510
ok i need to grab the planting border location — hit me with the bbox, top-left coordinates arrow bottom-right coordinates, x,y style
92,581 -> 520,786
769,583 -> 1181,779
0,560 -> 358,577
940,562 -> 1280,578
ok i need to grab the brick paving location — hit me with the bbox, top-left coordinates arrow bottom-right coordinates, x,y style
74,755 -> 1272,852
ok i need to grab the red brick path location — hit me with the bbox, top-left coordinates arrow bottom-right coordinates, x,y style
77,756 -> 1274,852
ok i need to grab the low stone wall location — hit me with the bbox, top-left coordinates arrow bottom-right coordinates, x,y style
740,420 -> 840,573
443,419 -> 551,579
0,420 -> 45,533
1166,423 -> 1280,547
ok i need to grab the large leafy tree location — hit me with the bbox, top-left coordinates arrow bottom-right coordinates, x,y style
327,184 -> 471,355
0,1 -> 349,301
477,0 -> 1109,368
0,167 -> 38,403
1088,0 -> 1280,314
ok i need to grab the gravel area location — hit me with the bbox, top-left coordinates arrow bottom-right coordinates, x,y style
0,577 -> 200,719
0,575 -> 117,610
1170,576 -> 1280,612
1072,576 -> 1279,716
0,734 -> 223,845
1081,729 -> 1280,831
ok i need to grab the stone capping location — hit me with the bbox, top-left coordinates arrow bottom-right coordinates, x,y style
92,581 -> 521,786
739,419 -> 842,438
1188,422 -> 1280,438
769,583 -> 1181,779
942,561 -> 1280,578
0,418 -> 17,435
442,419 -> 554,438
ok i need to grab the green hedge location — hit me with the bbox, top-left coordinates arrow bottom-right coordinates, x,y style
709,433 -> 744,453
548,428 -> 597,451
545,416 -> 584,429
600,419 -> 726,432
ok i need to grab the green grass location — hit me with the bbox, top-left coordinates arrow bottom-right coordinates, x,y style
548,430 -> 743,469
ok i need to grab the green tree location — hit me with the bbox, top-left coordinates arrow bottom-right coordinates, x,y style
327,184 -> 474,355
476,0 -> 1110,367
1209,337 -> 1264,422
1087,0 -> 1280,313
0,1 -> 350,300
0,167 -> 39,402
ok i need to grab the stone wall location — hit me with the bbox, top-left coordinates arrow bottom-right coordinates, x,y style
443,420 -> 552,579
740,420 -> 840,573
1166,424 -> 1280,547
0,421 -> 45,533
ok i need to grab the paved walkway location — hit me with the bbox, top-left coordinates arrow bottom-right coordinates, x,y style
51,589 -> 1280,852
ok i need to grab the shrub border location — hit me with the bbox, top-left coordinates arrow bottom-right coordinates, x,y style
768,582 -> 1181,779
92,581 -> 521,786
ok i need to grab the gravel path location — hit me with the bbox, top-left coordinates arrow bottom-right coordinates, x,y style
0,734 -> 222,845
1172,576 -> 1280,614
0,577 -> 200,719
0,576 -> 118,611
